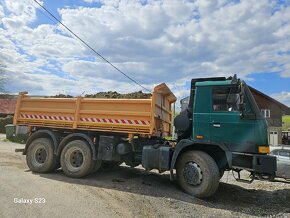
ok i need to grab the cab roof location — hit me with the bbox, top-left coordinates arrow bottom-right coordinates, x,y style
195,80 -> 233,87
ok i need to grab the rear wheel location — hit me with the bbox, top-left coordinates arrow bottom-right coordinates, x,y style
26,138 -> 59,173
176,150 -> 220,198
60,140 -> 93,178
90,160 -> 102,174
219,169 -> 225,179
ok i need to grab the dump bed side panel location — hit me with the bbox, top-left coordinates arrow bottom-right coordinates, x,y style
14,97 -> 76,129
13,84 -> 176,137
14,96 -> 152,135
77,98 -> 152,134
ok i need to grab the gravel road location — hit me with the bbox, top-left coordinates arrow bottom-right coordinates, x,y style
0,135 -> 289,218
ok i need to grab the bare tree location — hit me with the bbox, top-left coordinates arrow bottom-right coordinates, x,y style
0,64 -> 6,93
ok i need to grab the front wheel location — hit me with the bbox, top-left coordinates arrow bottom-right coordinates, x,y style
176,150 -> 220,198
60,140 -> 93,178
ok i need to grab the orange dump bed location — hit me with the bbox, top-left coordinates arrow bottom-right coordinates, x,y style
13,83 -> 176,137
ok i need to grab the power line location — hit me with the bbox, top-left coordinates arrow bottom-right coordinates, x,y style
30,0 -> 57,25
32,0 -> 151,93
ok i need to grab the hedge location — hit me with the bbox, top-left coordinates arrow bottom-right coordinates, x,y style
0,116 -> 13,133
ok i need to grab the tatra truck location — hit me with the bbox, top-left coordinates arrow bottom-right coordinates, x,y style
13,75 -> 277,198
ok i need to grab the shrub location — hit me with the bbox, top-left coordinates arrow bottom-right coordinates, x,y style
0,116 -> 13,133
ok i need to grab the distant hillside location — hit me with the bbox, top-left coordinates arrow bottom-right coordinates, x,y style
283,115 -> 290,131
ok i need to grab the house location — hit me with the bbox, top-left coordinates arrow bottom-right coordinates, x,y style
250,87 -> 290,145
179,87 -> 290,146
0,95 -> 17,117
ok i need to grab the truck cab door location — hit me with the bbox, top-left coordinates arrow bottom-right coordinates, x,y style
210,86 -> 256,153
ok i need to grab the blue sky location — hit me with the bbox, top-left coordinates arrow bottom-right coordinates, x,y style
0,0 -> 290,106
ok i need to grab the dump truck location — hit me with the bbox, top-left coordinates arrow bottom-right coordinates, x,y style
13,75 -> 277,198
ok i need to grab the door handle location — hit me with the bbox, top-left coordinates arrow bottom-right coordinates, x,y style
213,123 -> 221,128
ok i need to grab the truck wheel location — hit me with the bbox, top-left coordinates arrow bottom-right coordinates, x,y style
60,140 -> 93,178
26,138 -> 59,173
176,150 -> 220,198
90,160 -> 102,174
219,169 -> 225,178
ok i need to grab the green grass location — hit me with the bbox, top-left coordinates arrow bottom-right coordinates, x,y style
282,115 -> 290,131
3,136 -> 26,144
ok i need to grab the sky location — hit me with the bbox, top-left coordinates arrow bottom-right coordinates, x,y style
0,0 -> 290,106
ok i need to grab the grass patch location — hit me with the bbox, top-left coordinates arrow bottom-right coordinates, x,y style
3,136 -> 26,144
282,115 -> 290,131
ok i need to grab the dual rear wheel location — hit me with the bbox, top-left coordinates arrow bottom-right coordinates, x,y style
26,138 -> 101,178
26,138 -> 220,197
60,140 -> 102,178
26,138 -> 59,173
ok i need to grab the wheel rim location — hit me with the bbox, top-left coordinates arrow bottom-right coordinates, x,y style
70,150 -> 83,167
64,147 -> 85,172
34,146 -> 47,165
183,162 -> 203,186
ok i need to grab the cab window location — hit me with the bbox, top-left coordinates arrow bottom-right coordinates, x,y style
212,87 -> 240,112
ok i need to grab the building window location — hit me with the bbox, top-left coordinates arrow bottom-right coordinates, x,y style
261,109 -> 270,118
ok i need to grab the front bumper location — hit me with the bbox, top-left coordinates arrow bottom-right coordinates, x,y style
231,152 -> 277,174
253,154 -> 277,174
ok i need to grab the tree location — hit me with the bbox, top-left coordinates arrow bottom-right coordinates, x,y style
0,64 -> 6,93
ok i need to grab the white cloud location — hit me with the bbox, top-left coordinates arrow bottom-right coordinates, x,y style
2,0 -> 39,24
0,5 -> 4,18
0,0 -> 289,102
271,92 -> 290,107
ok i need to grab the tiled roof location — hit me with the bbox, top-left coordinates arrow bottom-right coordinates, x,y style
0,99 -> 16,114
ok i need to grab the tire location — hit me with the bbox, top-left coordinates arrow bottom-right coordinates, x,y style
26,138 -> 59,173
90,160 -> 102,174
219,169 -> 225,179
60,140 -> 93,178
176,150 -> 220,198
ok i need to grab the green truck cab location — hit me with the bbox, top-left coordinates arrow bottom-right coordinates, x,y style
173,75 -> 276,197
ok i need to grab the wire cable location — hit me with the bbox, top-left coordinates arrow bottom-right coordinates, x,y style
30,0 -> 57,26
33,0 -> 151,93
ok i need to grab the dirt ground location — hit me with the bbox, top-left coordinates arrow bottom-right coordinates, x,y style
50,90 -> 151,99
0,135 -> 290,218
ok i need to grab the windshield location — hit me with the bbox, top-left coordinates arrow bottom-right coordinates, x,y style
243,82 -> 263,119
